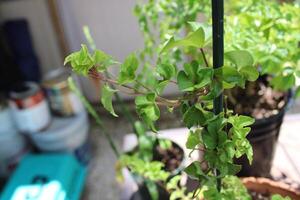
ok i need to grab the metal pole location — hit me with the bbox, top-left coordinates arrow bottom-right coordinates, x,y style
212,0 -> 224,191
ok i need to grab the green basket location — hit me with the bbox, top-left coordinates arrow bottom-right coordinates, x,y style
0,153 -> 87,200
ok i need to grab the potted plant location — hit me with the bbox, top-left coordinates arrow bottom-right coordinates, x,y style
67,27 -> 186,198
64,15 -> 299,200
133,0 -> 300,177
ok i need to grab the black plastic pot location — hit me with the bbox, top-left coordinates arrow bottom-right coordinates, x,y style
236,91 -> 292,177
123,139 -> 185,200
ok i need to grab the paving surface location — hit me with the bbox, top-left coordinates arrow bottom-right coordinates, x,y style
82,103 -> 300,200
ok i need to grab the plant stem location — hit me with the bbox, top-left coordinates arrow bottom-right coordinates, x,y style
89,69 -> 181,107
200,48 -> 210,68
212,0 -> 224,192
68,77 -> 120,157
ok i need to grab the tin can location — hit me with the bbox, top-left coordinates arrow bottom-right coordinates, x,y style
43,68 -> 84,117
9,82 -> 51,133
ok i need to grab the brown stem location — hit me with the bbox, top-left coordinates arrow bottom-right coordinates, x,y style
200,48 -> 209,68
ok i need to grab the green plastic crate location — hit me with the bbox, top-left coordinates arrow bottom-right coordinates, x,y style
0,153 -> 87,200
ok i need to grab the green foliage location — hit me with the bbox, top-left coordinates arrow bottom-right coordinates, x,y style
160,28 -> 205,54
66,16 -> 262,199
185,161 -> 206,180
134,121 -> 156,161
225,0 -> 300,92
101,84 -> 118,117
225,50 -> 254,69
135,93 -> 160,132
221,176 -> 252,200
158,138 -> 172,150
156,63 -> 176,80
64,44 -> 117,76
183,104 -> 214,129
118,155 -> 170,182
271,194 -> 292,200
118,53 -> 139,84
166,176 -> 194,200
186,129 -> 202,149
228,115 -> 255,164
177,62 -> 213,92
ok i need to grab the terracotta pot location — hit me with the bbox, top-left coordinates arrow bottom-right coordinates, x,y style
242,177 -> 300,200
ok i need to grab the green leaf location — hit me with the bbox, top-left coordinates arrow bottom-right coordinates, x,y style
177,62 -> 213,92
178,27 -> 205,48
160,37 -> 176,54
118,53 -> 139,84
160,28 -> 205,54
101,84 -> 118,117
156,80 -> 169,94
183,105 -> 213,128
218,131 -> 228,146
202,129 -> 217,150
224,141 -> 235,159
227,163 -> 242,175
186,129 -> 202,149
93,50 -> 118,72
195,68 -> 213,89
239,65 -> 259,82
135,93 -> 160,132
207,116 -> 226,136
228,115 -> 255,129
270,73 -> 296,91
134,121 -> 146,137
215,66 -> 243,89
271,194 -> 291,200
177,71 -> 194,92
64,45 -> 117,76
145,180 -> 159,200
225,50 -> 254,69
159,139 -> 172,150
184,161 -> 204,180
156,63 -> 176,80
201,81 -> 223,100
64,44 -> 94,75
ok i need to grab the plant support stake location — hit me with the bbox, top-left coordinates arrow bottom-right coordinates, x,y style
212,0 -> 224,191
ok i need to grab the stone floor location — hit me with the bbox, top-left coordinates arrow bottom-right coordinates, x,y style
82,102 -> 300,200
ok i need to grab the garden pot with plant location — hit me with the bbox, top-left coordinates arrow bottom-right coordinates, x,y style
134,0 -> 300,178
64,0 -> 300,199
68,27 -> 187,199
223,0 -> 300,177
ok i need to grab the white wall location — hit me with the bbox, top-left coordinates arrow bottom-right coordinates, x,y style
0,0 -> 63,76
57,0 -> 146,101
0,0 -> 178,101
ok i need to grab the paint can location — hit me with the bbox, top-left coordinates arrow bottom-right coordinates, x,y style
0,95 -> 16,134
43,68 -> 84,117
29,112 -> 90,165
9,82 -> 51,133
0,96 -> 30,177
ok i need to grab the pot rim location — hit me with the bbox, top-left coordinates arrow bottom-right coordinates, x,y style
242,177 -> 300,199
124,138 -> 186,175
253,90 -> 292,125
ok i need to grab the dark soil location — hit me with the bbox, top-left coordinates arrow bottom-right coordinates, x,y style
227,77 -> 288,119
153,142 -> 184,172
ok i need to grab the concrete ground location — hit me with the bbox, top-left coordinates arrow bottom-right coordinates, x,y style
82,101 -> 300,200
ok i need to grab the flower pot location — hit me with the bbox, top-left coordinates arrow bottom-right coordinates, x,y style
127,139 -> 185,175
122,139 -> 185,200
242,177 -> 300,199
235,90 -> 292,177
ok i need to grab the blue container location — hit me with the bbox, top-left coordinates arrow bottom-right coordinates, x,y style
0,154 -> 87,200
